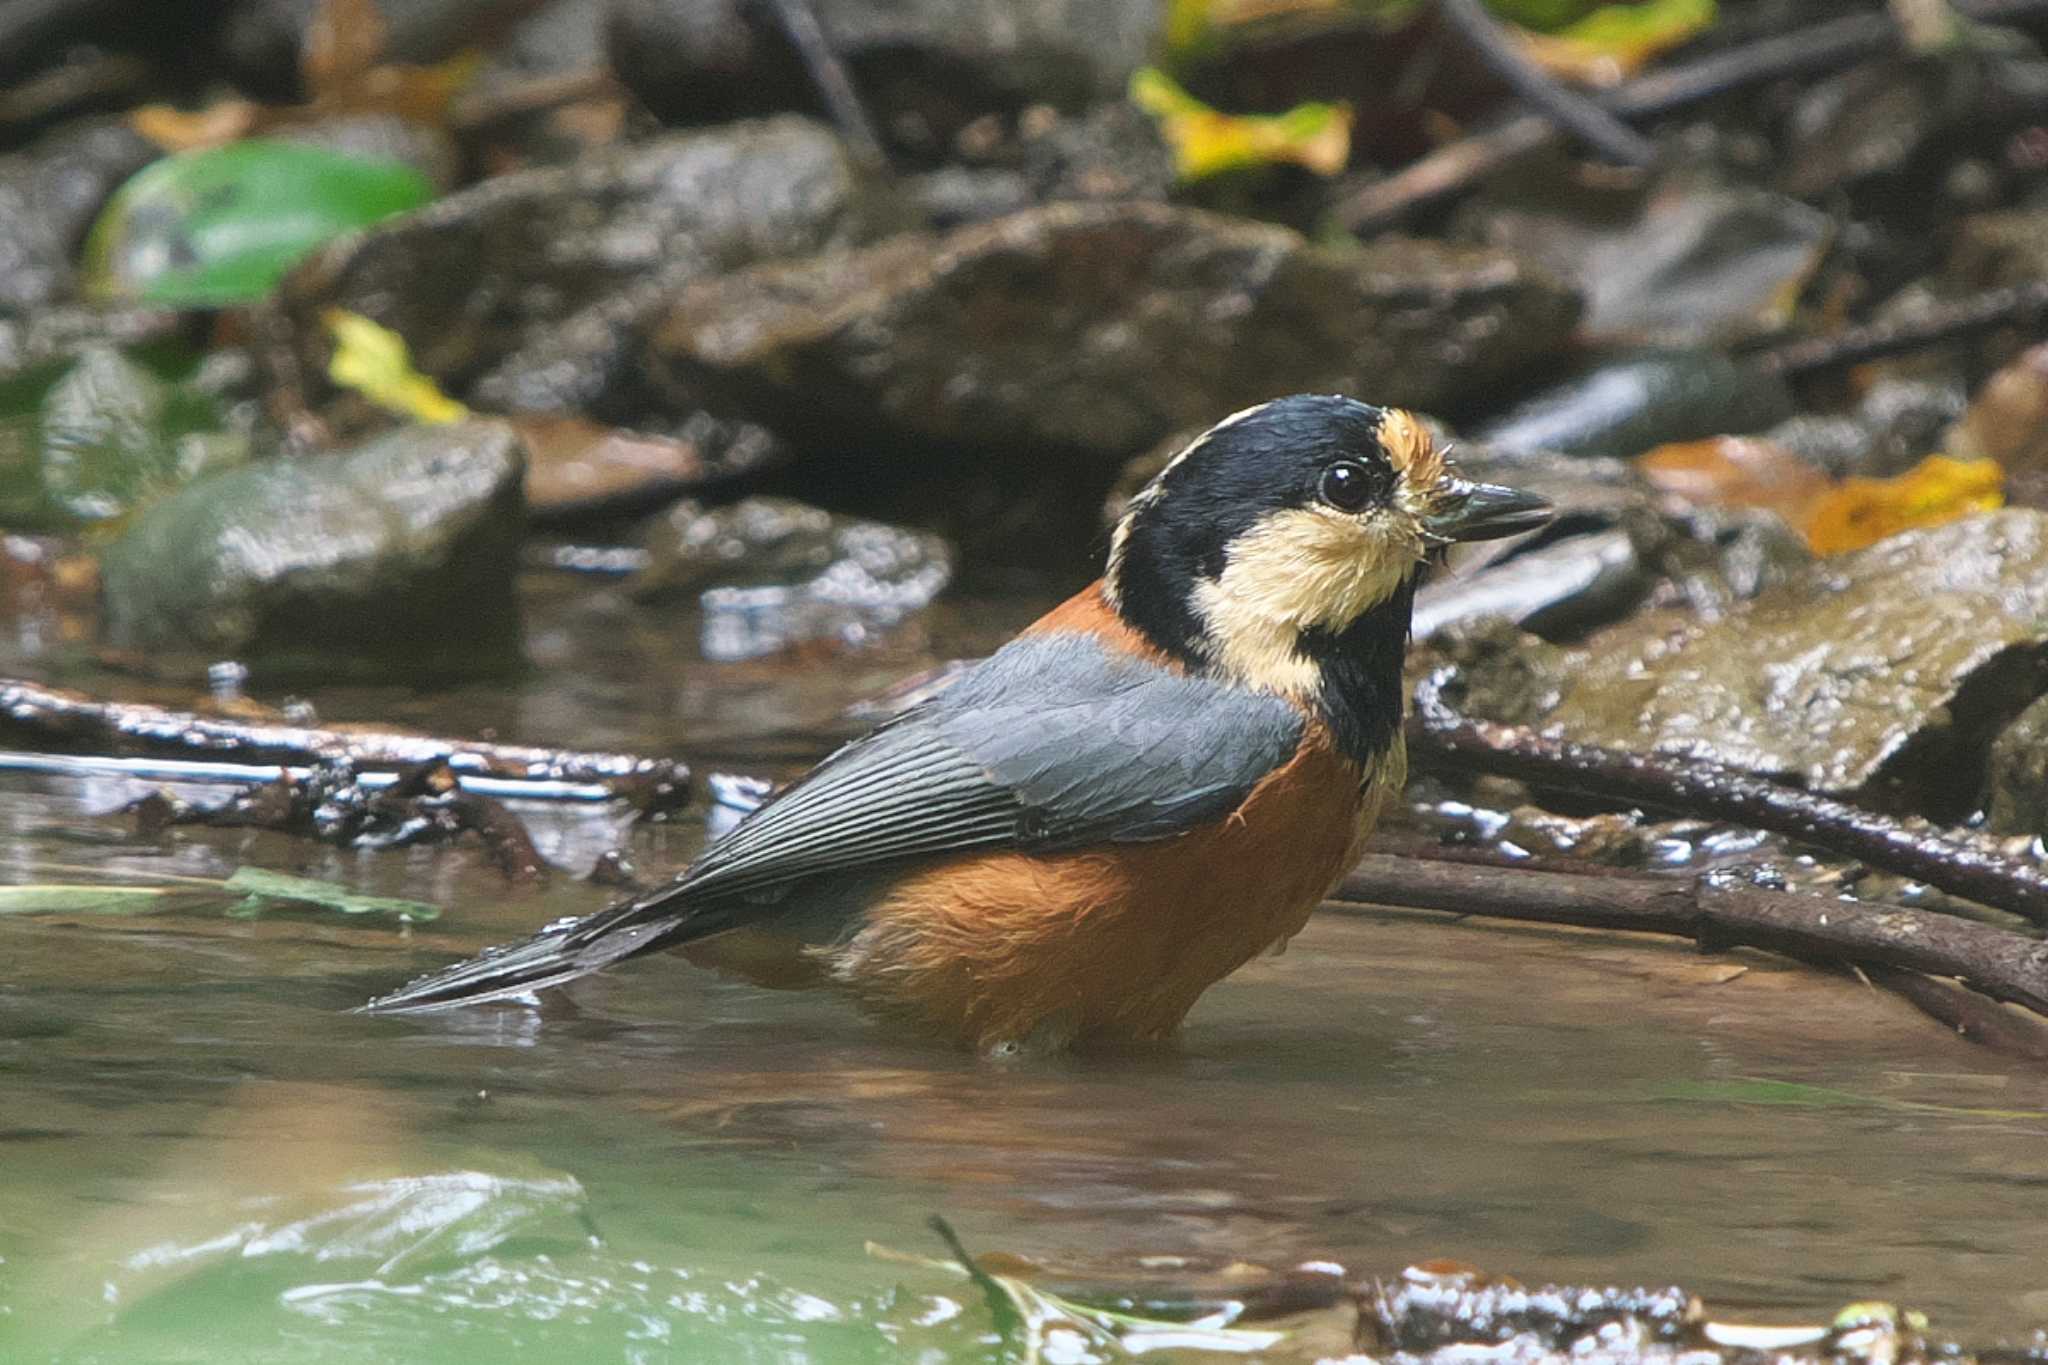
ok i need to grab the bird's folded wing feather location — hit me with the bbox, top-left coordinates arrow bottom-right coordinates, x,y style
360,632 -> 1304,1013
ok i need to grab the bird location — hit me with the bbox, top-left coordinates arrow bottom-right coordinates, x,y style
362,394 -> 1552,1054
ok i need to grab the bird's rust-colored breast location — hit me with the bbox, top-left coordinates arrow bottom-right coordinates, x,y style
825,581 -> 1397,1053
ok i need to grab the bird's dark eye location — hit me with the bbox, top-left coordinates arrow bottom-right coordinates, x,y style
1318,461 -> 1379,513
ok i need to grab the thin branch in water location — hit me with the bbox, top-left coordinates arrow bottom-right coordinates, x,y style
1406,668 -> 2048,927
0,678 -> 691,813
1434,0 -> 1656,167
760,0 -> 889,172
1331,852 -> 2048,1022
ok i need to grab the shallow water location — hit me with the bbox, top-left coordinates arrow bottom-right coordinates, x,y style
2,578 -> 2046,1362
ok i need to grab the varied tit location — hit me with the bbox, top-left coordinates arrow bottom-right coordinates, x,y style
363,394 -> 1551,1054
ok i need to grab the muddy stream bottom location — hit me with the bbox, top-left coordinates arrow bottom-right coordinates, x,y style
1,583 -> 2044,1362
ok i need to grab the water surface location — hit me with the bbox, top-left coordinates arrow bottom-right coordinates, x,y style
2,580 -> 2044,1362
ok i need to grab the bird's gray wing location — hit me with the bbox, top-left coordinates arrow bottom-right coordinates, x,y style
361,632 -> 1303,1013
678,631 -> 1305,899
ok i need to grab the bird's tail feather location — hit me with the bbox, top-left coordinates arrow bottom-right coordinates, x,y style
357,890 -> 694,1014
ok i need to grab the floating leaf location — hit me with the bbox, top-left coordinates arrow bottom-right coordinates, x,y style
1130,67 -> 1352,181
1521,0 -> 1717,85
906,1217 -> 1287,1362
325,309 -> 469,424
83,140 -> 434,307
0,884 -> 184,914
225,867 -> 439,921
1797,455 -> 2004,556
0,867 -> 435,921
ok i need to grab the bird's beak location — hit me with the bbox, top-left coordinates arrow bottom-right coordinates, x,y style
1422,477 -> 1553,544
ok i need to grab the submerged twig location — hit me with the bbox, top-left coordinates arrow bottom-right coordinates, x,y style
0,678 -> 690,814
1331,852 -> 2048,1021
1406,668 -> 2048,927
760,0 -> 888,172
130,759 -> 550,881
1435,0 -> 1656,167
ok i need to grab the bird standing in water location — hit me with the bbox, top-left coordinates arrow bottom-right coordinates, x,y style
365,395 -> 1550,1053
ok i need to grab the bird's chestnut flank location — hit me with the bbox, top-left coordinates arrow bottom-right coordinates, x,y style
364,395 -> 1552,1055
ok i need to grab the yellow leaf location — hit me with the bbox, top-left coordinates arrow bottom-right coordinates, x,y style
1130,67 -> 1352,181
1797,455 -> 2004,556
324,309 -> 468,425
1520,0 -> 1716,86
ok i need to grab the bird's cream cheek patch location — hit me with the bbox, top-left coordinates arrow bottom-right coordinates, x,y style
1193,506 -> 1418,696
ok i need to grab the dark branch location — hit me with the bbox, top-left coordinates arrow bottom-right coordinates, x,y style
0,678 -> 691,813
1336,0 -> 2048,234
1755,280 -> 2048,379
1332,852 -> 2048,1020
1435,0 -> 1656,167
1405,668 -> 2048,927
760,0 -> 889,172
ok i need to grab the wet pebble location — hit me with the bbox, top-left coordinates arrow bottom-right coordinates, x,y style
632,497 -> 952,661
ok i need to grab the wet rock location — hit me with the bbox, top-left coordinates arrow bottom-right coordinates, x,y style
649,201 -> 1579,462
97,420 -> 526,679
0,118 -> 159,314
1473,351 -> 1795,460
1016,101 -> 1175,206
904,167 -> 1036,228
632,496 -> 952,660
1526,510 -> 2048,810
0,307 -> 188,382
1853,376 -> 1968,476
280,117 -> 899,407
1987,693 -> 2048,836
609,0 -> 1163,152
1472,183 -> 1830,349
0,346 -> 245,531
1948,207 -> 2048,290
905,103 -> 1174,227
1782,49 -> 2048,207
29,347 -> 246,526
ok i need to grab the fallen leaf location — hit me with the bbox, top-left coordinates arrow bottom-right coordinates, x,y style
325,309 -> 469,424
1637,435 -> 1833,514
1948,341 -> 2048,475
1520,0 -> 1718,86
1130,67 -> 1352,180
129,99 -> 263,153
84,141 -> 434,305
223,866 -> 439,921
513,414 -> 709,515
1797,455 -> 2004,556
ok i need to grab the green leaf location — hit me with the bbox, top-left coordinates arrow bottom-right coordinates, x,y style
1130,67 -> 1352,181
83,140 -> 433,307
224,866 -> 439,921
